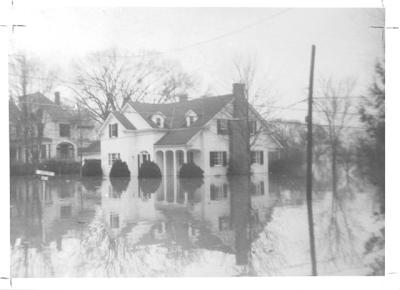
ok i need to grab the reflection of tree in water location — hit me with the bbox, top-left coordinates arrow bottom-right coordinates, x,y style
320,187 -> 363,269
81,177 -> 102,193
11,179 -> 56,277
110,177 -> 130,198
139,178 -> 161,200
179,177 -> 204,202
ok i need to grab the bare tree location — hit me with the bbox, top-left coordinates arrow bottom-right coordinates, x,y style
9,53 -> 58,163
227,55 -> 279,175
314,78 -> 356,197
9,53 -> 57,98
72,49 -> 196,123
232,54 -> 277,120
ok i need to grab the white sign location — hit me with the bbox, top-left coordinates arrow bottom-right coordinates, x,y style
40,176 -> 49,181
35,170 -> 55,176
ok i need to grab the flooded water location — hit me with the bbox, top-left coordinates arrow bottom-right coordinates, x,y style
10,174 -> 384,277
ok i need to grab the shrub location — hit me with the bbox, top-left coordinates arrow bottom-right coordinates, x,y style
138,161 -> 161,178
82,159 -> 102,177
110,160 -> 130,177
179,162 -> 204,178
139,178 -> 162,194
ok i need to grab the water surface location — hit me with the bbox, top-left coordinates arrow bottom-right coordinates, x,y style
10,174 -> 383,277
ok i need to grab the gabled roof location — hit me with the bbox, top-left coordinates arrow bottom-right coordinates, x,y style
130,94 -> 234,145
112,111 -> 136,130
154,127 -> 201,146
129,94 -> 233,129
17,92 -> 74,121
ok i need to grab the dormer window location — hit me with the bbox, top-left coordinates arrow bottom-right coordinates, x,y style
185,110 -> 198,127
151,112 -> 165,128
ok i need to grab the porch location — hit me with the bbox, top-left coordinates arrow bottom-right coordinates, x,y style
154,148 -> 202,176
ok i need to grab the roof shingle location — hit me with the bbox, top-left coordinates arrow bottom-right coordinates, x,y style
130,94 -> 234,145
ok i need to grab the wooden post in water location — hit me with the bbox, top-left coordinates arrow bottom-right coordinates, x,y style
306,44 -> 317,276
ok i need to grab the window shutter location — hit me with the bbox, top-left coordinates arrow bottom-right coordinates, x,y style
115,124 -> 118,137
217,120 -> 221,134
222,152 -> 227,166
109,124 -> 112,138
210,152 -> 214,167
260,151 -> 264,165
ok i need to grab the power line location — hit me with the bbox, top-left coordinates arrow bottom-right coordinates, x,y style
269,119 -> 368,130
96,9 -> 293,59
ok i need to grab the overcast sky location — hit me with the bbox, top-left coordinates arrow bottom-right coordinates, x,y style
9,7 -> 384,121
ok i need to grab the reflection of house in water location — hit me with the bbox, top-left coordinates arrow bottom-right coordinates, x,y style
99,173 -> 275,266
10,177 -> 98,252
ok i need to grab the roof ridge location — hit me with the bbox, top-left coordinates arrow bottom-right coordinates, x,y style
129,94 -> 233,106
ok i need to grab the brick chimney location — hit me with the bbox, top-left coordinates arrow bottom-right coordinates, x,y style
229,83 -> 250,175
54,92 -> 61,105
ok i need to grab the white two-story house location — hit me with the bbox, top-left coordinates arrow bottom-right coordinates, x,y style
99,83 -> 282,177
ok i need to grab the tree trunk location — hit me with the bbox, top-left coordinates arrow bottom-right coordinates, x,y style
332,143 -> 338,198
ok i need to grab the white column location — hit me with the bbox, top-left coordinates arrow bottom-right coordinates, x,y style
173,150 -> 177,203
183,149 -> 187,163
163,151 -> 167,202
173,150 -> 177,176
163,151 -> 167,176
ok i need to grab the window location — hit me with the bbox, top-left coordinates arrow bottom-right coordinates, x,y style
249,120 -> 257,135
109,123 -> 118,138
108,153 -> 120,166
250,181 -> 265,196
185,110 -> 198,127
217,119 -> 229,135
209,151 -> 227,167
187,116 -> 195,126
140,151 -> 150,165
210,183 -> 229,200
250,150 -> 264,165
59,123 -> 70,137
151,112 -> 165,128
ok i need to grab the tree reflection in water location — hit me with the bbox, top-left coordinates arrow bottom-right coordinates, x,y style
139,178 -> 161,200
109,177 -> 131,198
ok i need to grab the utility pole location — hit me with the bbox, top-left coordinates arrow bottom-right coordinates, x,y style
78,103 -> 83,177
306,44 -> 317,276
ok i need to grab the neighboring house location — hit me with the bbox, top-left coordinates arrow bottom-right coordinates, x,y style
9,99 -> 22,163
100,83 -> 282,177
10,92 -> 99,163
